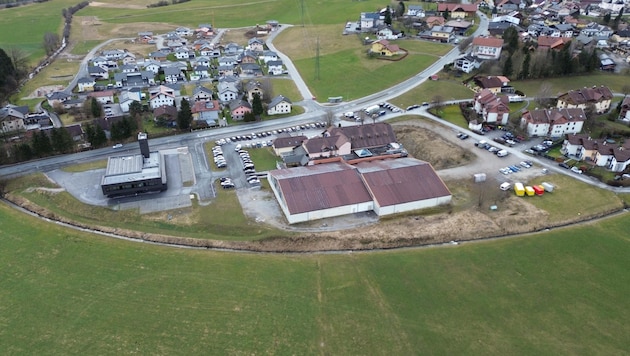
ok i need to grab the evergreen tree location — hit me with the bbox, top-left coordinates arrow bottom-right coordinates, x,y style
16,143 -> 33,162
252,93 -> 263,117
93,124 -> 107,147
603,12 -> 611,24
519,52 -> 531,79
503,55 -> 513,77
243,111 -> 256,122
502,27 -> 519,54
129,101 -> 143,118
90,98 -> 102,118
32,130 -> 52,157
177,98 -> 192,130
384,6 -> 392,26
396,1 -> 405,18
50,127 -> 73,153
0,47 -> 18,104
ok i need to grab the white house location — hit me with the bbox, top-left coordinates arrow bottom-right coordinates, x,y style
149,85 -> 176,109
77,77 -> 95,92
267,60 -> 284,75
556,86 -> 614,114
520,108 -> 586,137
454,55 -> 481,73
267,95 -> 292,115
471,36 -> 504,60
473,89 -> 510,125
217,82 -> 240,103
406,5 -> 425,17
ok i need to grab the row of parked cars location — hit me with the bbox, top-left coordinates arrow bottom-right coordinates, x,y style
215,122 -> 327,147
475,140 -> 509,157
236,147 -> 261,186
212,145 -> 227,168
499,160 -> 533,175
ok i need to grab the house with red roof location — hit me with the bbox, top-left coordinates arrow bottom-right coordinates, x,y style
556,86 -> 614,114
471,36 -> 504,60
473,89 -> 511,125
437,3 -> 478,18
520,108 -> 586,137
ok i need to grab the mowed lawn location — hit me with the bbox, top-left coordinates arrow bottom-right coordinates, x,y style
276,27 -> 452,100
1,202 -> 629,354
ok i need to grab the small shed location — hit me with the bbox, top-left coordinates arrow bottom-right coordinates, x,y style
473,173 -> 487,182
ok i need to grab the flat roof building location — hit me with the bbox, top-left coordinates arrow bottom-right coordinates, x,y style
101,133 -> 167,197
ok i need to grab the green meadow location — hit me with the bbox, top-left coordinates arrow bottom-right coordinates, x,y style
1,202 -> 629,354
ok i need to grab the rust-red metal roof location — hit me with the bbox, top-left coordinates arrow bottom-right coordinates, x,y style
356,158 -> 451,207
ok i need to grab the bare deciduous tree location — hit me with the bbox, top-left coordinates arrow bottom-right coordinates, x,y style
258,78 -> 274,104
43,32 -> 60,56
535,81 -> 553,108
323,109 -> 335,128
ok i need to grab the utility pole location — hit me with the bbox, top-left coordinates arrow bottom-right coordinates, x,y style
301,0 -> 305,27
315,37 -> 320,80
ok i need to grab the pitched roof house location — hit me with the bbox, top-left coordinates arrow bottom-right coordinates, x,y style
229,100 -> 252,120
473,89 -> 511,125
267,95 -> 292,116
556,86 -> 614,114
471,36 -> 504,60
520,108 -> 586,137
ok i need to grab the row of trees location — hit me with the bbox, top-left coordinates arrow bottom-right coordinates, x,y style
0,127 -> 74,164
480,27 -> 601,80
0,47 -> 29,104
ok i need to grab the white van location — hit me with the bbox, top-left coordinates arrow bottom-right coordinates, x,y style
496,150 -> 509,157
500,182 -> 511,191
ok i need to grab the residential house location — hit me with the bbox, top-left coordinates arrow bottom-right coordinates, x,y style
537,35 -> 571,50
91,56 -> 108,68
217,81 -> 240,103
218,65 -> 236,77
473,89 -> 511,125
191,100 -> 221,122
88,90 -> 115,105
377,26 -> 401,40
190,65 -> 210,80
245,81 -> 264,102
617,96 -> 630,124
62,98 -> 84,110
118,89 -> 142,113
360,12 -> 382,31
520,108 -> 586,137
88,66 -> 109,80
77,77 -> 95,92
200,46 -> 221,58
267,60 -> 285,75
120,64 -> 138,73
218,56 -> 238,67
579,22 -> 613,38
102,49 -> 126,60
562,133 -> 630,171
153,105 -> 178,127
471,36 -> 504,59
406,5 -> 425,17
121,52 -> 136,65
174,47 -> 194,60
149,50 -> 169,61
163,66 -> 183,84
46,91 -> 71,107
142,60 -> 162,74
262,50 -> 279,63
608,146 -> 630,172
191,85 -> 214,102
425,16 -> 445,28
223,42 -> 243,56
272,135 -> 307,156
556,86 -> 614,114
267,95 -> 292,115
175,27 -> 192,37
239,50 -> 259,64
423,26 -> 454,43
454,55 -> 482,73
239,63 -> 263,77
192,39 -> 210,51
149,85 -> 177,109
229,100 -> 252,120
303,132 -> 352,159
370,39 -> 400,56
437,3 -> 478,19
473,75 -> 512,94
195,56 -> 211,67
247,37 -> 265,52
138,31 -> 154,43
0,104 -> 27,132
23,113 -> 52,131
65,124 -> 84,142
445,20 -> 472,36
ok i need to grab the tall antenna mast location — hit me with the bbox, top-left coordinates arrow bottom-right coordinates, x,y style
301,0 -> 305,27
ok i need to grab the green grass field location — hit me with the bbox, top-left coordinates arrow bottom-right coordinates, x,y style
1,202 -> 629,354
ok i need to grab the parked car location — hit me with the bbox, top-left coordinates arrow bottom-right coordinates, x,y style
571,166 -> 583,174
559,162 -> 570,169
112,143 -> 123,149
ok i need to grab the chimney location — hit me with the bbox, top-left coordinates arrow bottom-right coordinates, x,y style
138,132 -> 150,158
